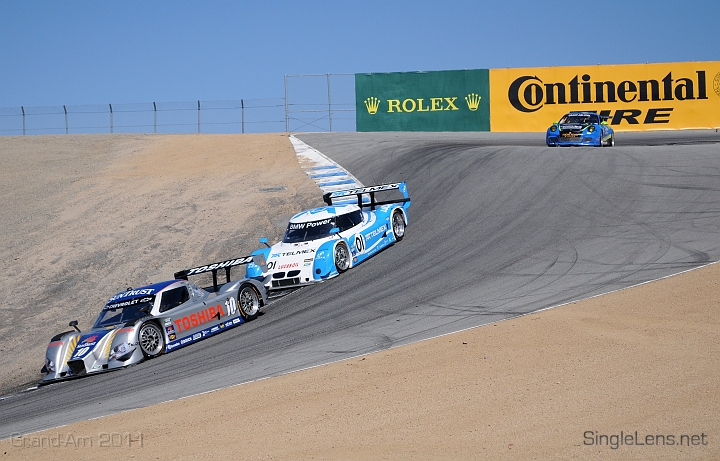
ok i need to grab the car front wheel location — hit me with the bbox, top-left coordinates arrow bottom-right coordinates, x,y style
334,241 -> 351,273
238,284 -> 260,320
392,209 -> 406,241
138,322 -> 165,358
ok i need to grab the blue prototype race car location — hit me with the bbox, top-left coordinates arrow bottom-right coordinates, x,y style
546,111 -> 614,147
246,182 -> 411,291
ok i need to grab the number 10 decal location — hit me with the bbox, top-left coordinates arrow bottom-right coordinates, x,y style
225,297 -> 238,316
73,346 -> 90,358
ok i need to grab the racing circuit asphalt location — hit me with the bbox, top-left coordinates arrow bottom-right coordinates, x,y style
2,130 -> 720,439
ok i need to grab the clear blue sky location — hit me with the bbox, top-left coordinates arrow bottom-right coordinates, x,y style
1,0 -> 718,107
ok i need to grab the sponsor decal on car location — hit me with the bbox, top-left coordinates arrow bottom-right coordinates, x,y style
105,296 -> 154,309
270,248 -> 317,258
365,225 -> 387,240
107,289 -> 155,304
329,184 -> 400,198
288,218 -> 332,230
173,304 -> 225,333
184,256 -> 254,276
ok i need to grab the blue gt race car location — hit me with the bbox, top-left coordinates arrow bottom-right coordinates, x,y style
546,111 -> 614,147
246,182 -> 411,291
41,255 -> 266,382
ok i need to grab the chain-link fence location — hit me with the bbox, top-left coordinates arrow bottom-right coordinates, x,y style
0,74 -> 358,135
284,73 -> 356,133
0,99 -> 288,135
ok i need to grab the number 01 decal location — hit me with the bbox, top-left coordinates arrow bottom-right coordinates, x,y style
354,234 -> 366,253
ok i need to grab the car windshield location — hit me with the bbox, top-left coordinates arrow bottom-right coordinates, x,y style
283,217 -> 335,243
560,114 -> 599,125
92,300 -> 154,328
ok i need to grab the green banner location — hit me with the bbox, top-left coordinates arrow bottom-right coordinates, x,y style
355,69 -> 490,132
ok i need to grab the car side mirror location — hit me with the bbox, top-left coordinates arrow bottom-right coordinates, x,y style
329,227 -> 340,234
259,237 -> 270,248
69,320 -> 81,332
601,121 -> 608,126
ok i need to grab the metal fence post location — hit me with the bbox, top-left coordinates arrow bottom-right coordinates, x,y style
63,105 -> 68,134
21,106 -> 25,135
109,104 -> 113,134
197,100 -> 201,134
284,74 -> 289,132
327,73 -> 333,132
241,99 -> 245,134
153,102 -> 157,133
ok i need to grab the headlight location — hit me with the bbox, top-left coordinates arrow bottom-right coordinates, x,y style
45,357 -> 55,373
587,125 -> 595,133
109,343 -> 132,361
549,125 -> 557,132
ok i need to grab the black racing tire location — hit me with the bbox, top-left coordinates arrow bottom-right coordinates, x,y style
237,284 -> 261,320
138,322 -> 165,358
334,241 -> 351,273
609,134 -> 615,147
392,209 -> 406,241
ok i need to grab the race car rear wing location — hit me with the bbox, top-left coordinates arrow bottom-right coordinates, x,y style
174,255 -> 260,292
322,182 -> 410,211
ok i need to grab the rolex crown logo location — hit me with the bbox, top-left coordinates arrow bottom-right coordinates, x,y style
713,72 -> 720,97
465,93 -> 482,111
364,97 -> 381,114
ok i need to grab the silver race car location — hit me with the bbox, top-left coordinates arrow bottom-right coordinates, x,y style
41,255 -> 266,382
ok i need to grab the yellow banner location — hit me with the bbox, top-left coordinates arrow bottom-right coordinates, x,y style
489,62 -> 720,132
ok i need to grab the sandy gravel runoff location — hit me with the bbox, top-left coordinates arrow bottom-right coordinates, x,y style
0,134 -> 718,460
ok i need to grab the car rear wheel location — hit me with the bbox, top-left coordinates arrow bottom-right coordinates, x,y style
138,322 -> 164,358
609,134 -> 615,147
392,209 -> 406,241
238,284 -> 260,320
334,241 -> 351,273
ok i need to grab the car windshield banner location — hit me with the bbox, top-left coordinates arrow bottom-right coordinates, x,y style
489,61 -> 720,131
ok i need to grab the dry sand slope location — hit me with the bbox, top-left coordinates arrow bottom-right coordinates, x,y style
0,134 -> 323,394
